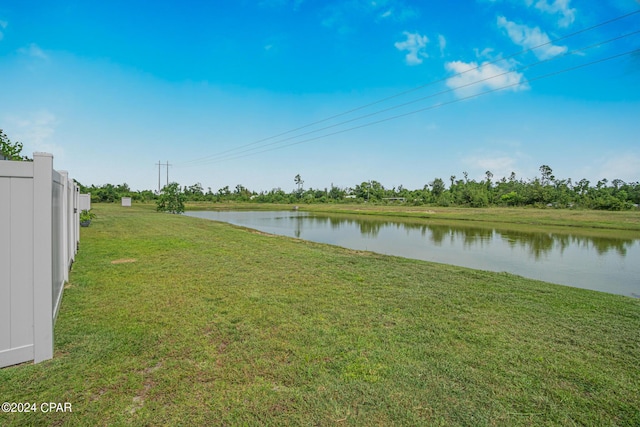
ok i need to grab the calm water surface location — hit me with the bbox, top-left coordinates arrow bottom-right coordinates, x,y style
184,210 -> 640,298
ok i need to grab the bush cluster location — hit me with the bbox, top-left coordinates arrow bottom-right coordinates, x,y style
77,165 -> 640,211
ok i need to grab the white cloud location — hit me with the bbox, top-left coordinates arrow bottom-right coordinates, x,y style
462,153 -> 522,180
532,0 -> 576,27
18,43 -> 49,60
380,9 -> 393,19
445,60 -> 528,98
438,34 -> 446,57
5,111 -> 63,157
474,47 -> 495,59
394,31 -> 429,65
484,0 -> 576,27
376,4 -> 419,22
497,16 -> 567,60
596,153 -> 640,183
322,1 -> 418,33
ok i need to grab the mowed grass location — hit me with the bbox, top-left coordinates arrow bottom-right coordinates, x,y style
1,203 -> 639,426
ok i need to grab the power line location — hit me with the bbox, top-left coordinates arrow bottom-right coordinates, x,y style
181,29 -> 639,166
177,9 -> 640,166
179,8 -> 640,166
199,48 -> 640,164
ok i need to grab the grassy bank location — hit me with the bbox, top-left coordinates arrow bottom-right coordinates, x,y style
1,203 -> 639,426
186,201 -> 640,232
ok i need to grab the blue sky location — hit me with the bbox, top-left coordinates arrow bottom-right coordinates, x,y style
1,0 -> 638,192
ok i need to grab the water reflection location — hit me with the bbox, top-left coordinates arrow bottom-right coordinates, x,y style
291,214 -> 385,238
502,230 -> 632,258
291,213 -> 636,259
184,210 -> 640,297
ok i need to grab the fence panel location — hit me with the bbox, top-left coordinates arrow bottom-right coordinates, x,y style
79,194 -> 91,211
0,161 -> 37,366
0,178 -> 10,351
0,153 -> 83,367
9,177 -> 35,351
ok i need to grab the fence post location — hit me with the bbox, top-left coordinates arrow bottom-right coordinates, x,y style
59,171 -> 70,282
74,184 -> 80,256
32,153 -> 54,363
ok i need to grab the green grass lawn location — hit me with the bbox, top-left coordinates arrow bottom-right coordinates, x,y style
1,203 -> 639,426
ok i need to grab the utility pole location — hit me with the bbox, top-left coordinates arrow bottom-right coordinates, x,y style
157,161 -> 162,193
156,161 -> 172,193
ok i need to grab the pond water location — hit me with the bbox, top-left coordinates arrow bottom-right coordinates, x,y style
184,210 -> 640,298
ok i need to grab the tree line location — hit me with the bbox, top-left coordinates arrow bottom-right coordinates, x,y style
2,129 -> 637,210
79,165 -> 640,211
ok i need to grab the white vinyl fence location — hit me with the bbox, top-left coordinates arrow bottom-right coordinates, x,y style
0,153 -> 81,367
79,193 -> 91,212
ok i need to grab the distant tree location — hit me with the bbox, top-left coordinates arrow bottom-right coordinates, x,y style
156,182 -> 185,214
181,183 -> 205,201
596,178 -> 609,190
234,184 -> 252,201
187,182 -> 204,196
575,178 -> 590,196
96,184 -> 118,202
539,165 -> 554,186
328,184 -> 346,201
485,170 -> 493,189
430,178 -> 446,197
135,190 -> 157,202
355,180 -> 385,201
0,129 -> 31,161
500,191 -> 522,206
117,183 -> 131,195
611,179 -> 624,190
264,187 -> 290,203
294,174 -> 304,198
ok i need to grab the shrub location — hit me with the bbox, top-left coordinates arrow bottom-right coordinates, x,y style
156,182 -> 185,214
